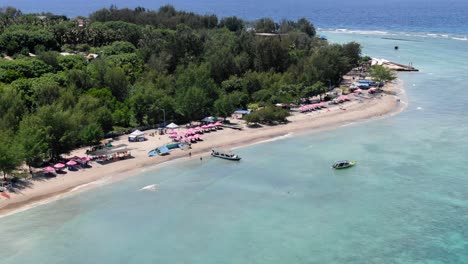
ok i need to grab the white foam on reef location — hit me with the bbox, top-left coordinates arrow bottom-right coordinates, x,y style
320,28 -> 468,41
139,184 -> 158,192
323,28 -> 392,35
417,107 -> 423,110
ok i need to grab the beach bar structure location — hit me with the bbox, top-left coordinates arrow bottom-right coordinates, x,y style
128,130 -> 145,142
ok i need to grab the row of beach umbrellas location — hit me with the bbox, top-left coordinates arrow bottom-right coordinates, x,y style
299,102 -> 328,112
167,122 -> 222,135
43,156 -> 90,173
334,95 -> 352,102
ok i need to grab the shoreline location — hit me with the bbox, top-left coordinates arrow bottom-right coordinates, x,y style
0,80 -> 407,217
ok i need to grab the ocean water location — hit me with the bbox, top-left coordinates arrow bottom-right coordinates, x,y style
2,0 -> 468,35
1,31 -> 468,263
2,0 -> 468,262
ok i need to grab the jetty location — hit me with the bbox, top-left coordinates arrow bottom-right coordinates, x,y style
371,58 -> 419,72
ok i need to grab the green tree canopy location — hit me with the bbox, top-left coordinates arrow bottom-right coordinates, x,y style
219,16 -> 244,32
369,65 -> 396,83
0,130 -> 23,179
244,106 -> 289,125
0,58 -> 53,83
17,115 -> 48,168
176,86 -> 209,122
0,25 -> 57,55
80,123 -> 104,147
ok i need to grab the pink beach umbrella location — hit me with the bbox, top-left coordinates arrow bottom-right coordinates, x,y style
81,157 -> 90,162
43,166 -> 55,173
201,125 -> 208,129
214,121 -> 222,126
66,160 -> 77,166
354,88 -> 362,93
53,163 -> 65,169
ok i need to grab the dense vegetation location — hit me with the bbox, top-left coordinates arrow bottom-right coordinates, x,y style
0,5 -> 362,176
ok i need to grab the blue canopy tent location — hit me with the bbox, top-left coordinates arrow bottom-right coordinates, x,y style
232,109 -> 251,119
233,110 -> 250,115
355,82 -> 371,88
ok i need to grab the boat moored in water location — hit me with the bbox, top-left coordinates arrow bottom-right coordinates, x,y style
211,149 -> 241,161
332,160 -> 356,169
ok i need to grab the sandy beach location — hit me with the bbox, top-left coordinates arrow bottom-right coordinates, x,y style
0,80 -> 406,217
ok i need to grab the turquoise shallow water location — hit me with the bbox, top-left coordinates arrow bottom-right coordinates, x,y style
1,33 -> 468,263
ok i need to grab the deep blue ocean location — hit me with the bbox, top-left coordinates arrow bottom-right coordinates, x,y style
2,0 -> 468,35
1,1 -> 468,263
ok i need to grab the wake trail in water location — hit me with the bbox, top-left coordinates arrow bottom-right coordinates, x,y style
139,184 -> 158,192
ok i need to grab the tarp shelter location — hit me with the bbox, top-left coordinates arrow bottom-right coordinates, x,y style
166,143 -> 180,150
157,146 -> 170,155
128,130 -> 145,142
166,123 -> 179,129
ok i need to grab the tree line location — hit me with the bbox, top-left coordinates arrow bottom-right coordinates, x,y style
0,5 -> 362,177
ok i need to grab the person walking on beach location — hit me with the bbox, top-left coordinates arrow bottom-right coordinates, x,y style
189,152 -> 192,157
